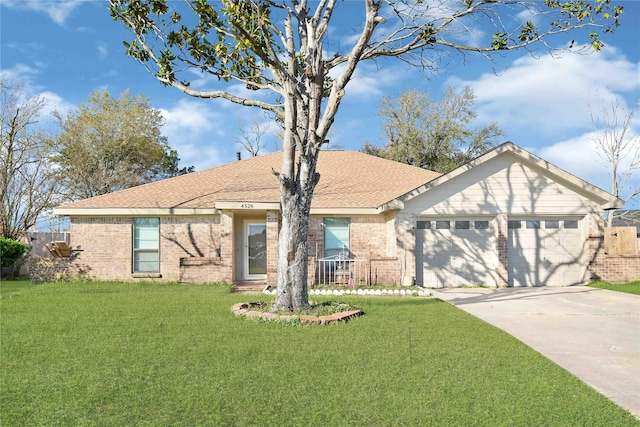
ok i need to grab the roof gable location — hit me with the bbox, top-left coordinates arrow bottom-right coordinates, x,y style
399,142 -> 623,212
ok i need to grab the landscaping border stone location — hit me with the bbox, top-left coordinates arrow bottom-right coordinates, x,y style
231,302 -> 364,324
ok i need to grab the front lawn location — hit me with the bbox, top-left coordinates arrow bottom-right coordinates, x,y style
1,281 -> 637,426
0,278 -> 34,298
588,280 -> 640,295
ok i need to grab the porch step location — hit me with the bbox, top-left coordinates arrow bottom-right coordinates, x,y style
232,281 -> 269,294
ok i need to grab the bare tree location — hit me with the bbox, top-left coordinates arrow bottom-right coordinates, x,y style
236,115 -> 273,157
591,99 -> 639,226
109,0 -> 623,312
0,81 -> 59,240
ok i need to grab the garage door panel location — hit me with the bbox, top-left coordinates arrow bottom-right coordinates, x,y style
416,218 -> 497,288
421,255 -> 450,288
422,237 -> 452,255
508,218 -> 585,287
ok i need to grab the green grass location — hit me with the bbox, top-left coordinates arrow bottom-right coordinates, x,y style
588,280 -> 640,295
0,278 -> 34,298
1,281 -> 637,426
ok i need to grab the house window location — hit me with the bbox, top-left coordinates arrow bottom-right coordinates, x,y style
324,218 -> 350,258
564,220 -> 579,229
133,218 -> 160,273
526,220 -> 541,229
545,220 -> 559,229
455,221 -> 470,230
417,221 -> 431,230
436,221 -> 450,229
508,220 -> 521,229
475,220 -> 489,230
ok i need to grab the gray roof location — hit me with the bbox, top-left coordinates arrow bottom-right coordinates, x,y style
611,210 -> 640,234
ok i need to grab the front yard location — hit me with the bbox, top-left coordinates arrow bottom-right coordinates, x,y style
588,279 -> 640,295
1,280 -> 638,426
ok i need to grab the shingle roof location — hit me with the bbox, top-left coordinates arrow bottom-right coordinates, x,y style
612,210 -> 640,234
55,150 -> 440,211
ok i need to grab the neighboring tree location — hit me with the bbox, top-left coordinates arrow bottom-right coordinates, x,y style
363,86 -> 503,174
236,115 -> 273,157
591,99 -> 639,227
109,0 -> 623,312
51,89 -> 192,201
163,148 -> 196,176
0,81 -> 59,240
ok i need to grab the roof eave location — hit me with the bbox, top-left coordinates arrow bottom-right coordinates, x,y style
52,208 -> 221,216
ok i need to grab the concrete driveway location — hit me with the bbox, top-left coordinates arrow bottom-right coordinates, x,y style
431,286 -> 640,418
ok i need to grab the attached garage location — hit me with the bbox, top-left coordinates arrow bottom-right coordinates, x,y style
507,217 -> 585,287
416,218 -> 499,288
399,143 -> 622,288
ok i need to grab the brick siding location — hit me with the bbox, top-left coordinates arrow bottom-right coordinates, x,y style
496,214 -> 509,287
308,214 -> 401,286
587,213 -> 640,283
66,216 -> 232,283
266,211 -> 280,285
62,211 -> 637,287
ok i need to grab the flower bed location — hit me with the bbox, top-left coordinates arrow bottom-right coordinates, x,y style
231,302 -> 364,325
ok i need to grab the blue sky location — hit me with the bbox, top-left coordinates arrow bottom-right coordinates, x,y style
2,0 -> 639,209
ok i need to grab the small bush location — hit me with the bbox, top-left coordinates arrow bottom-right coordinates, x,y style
0,238 -> 28,268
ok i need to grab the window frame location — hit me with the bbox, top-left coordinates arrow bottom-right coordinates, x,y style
435,220 -> 450,230
564,220 -> 579,229
132,218 -> 160,273
455,220 -> 470,230
323,217 -> 350,259
508,220 -> 521,229
474,220 -> 489,230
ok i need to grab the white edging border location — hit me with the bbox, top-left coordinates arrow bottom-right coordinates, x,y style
263,288 -> 432,297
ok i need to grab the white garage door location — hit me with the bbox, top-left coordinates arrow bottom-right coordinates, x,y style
416,218 -> 498,288
507,218 -> 585,287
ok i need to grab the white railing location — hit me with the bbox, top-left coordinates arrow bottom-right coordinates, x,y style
316,257 -> 367,287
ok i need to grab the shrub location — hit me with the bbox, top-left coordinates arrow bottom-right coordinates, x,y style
0,238 -> 28,268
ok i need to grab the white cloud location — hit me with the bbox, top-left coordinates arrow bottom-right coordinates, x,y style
1,0 -> 86,25
331,62 -> 409,99
537,128 -> 640,206
0,64 -> 74,119
0,63 -> 39,82
96,42 -> 108,60
39,90 -> 75,118
159,99 -> 228,171
448,46 -> 640,137
536,133 -> 609,188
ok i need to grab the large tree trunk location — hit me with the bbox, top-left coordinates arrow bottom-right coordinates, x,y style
271,193 -> 312,312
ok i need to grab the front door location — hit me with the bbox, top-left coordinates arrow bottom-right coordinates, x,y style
244,221 -> 267,279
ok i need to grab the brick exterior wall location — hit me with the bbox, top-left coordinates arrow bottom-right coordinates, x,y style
496,214 -> 509,287
266,211 -> 280,285
307,214 -> 401,286
68,217 -> 133,281
219,211 -> 234,282
62,210 -> 637,287
395,213 -> 416,283
66,216 -> 232,283
587,212 -> 640,283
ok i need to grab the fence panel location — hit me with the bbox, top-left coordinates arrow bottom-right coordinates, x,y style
27,232 -> 70,258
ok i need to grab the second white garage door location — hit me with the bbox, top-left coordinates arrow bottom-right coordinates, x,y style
416,218 -> 499,288
507,218 -> 585,287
